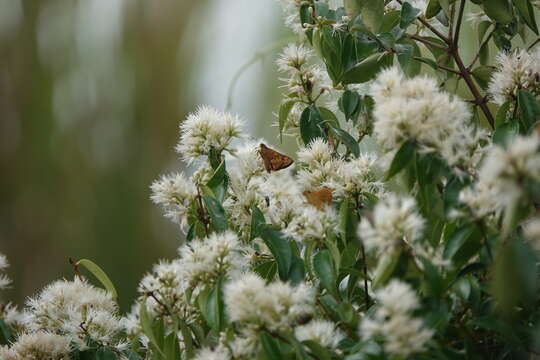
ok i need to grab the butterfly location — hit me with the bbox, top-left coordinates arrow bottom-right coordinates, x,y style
303,187 -> 333,210
259,144 -> 294,173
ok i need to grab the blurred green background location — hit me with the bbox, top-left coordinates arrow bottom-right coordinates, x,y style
0,0 -> 285,311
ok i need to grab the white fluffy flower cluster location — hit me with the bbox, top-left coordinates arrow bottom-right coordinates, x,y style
275,0 -> 306,34
0,331 -> 71,360
0,253 -> 11,290
179,231 -> 247,286
524,218 -> 540,251
137,260 -> 196,322
285,205 -> 338,244
225,273 -> 314,332
461,135 -> 540,216
150,172 -> 197,231
297,138 -> 384,199
488,48 -> 540,105
371,67 -> 486,174
360,280 -> 433,357
358,194 -> 425,255
224,273 -> 315,358
176,105 -> 243,163
295,319 -> 344,349
25,278 -> 122,348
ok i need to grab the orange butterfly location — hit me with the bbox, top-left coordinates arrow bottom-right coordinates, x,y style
303,187 -> 333,210
259,144 -> 294,173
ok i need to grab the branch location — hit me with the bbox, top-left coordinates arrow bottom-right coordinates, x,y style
412,56 -> 461,75
408,34 -> 448,51
453,0 -> 466,48
528,37 -> 540,51
396,0 -> 450,43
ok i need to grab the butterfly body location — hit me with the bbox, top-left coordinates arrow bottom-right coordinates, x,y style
259,144 -> 294,173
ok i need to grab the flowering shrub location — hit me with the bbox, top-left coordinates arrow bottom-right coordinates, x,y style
3,0 -> 540,359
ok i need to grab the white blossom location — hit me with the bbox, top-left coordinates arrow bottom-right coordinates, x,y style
150,172 -> 197,231
360,280 -> 433,357
295,319 -> 344,349
0,253 -> 11,290
488,48 -> 540,105
25,277 -> 121,347
4,331 -> 71,360
178,231 -> 248,286
358,194 -> 425,255
371,67 -> 487,175
176,105 -> 243,163
224,273 -> 314,332
524,217 -> 540,251
194,345 -> 231,360
276,43 -> 312,73
285,205 -> 338,244
138,260 -> 197,322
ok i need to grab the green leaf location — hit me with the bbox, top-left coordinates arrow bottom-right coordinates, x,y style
386,140 -> 415,180
426,0 -> 442,18
495,100 -> 512,128
250,205 -> 266,241
163,331 -> 180,360
318,106 -> 340,128
200,282 -> 225,332
0,320 -> 12,345
483,0 -> 514,24
76,259 -> 118,299
303,340 -> 332,360
360,0 -> 385,33
278,100 -> 296,142
443,224 -> 482,265
420,257 -> 446,297
203,196 -> 228,232
178,318 -> 194,359
313,250 -> 337,296
96,348 -> 118,360
206,160 -> 228,203
260,227 -> 293,281
471,66 -> 495,90
260,332 -> 283,360
517,89 -> 540,130
400,2 -> 421,29
329,126 -> 360,157
300,106 -> 325,145
492,121 -> 520,145
371,250 -> 401,289
513,0 -> 538,34
343,52 -> 394,84
139,299 -> 166,358
338,90 -> 361,122
288,256 -> 306,285
254,260 -> 278,281
344,0 -> 362,17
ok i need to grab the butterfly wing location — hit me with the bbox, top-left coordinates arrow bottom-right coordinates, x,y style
259,144 -> 294,172
303,187 -> 333,209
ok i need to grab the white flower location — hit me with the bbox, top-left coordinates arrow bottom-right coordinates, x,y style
260,170 -> 305,228
276,44 -> 312,73
275,0 -> 305,34
6,331 -> 71,360
176,105 -> 243,163
194,345 -> 231,360
0,253 -> 11,290
138,260 -> 197,322
25,278 -> 121,347
358,194 -> 425,255
179,231 -> 248,286
474,135 -> 540,210
295,320 -> 344,349
329,154 -> 384,199
224,273 -> 314,332
285,205 -> 338,244
371,67 -> 486,174
150,172 -> 197,231
524,217 -> 540,251
488,48 -> 540,105
360,280 -> 433,357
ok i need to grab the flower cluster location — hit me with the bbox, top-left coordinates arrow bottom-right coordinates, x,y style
488,48 -> 540,106
371,67 -> 487,174
360,280 -> 433,357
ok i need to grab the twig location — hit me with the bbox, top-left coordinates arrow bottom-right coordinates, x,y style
396,0 -> 450,43
528,37 -> 540,51
453,0 -> 466,49
408,34 -> 448,51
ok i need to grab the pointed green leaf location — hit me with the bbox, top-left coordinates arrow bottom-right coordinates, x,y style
76,259 -> 118,299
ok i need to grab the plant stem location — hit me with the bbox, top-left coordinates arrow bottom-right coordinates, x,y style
468,28 -> 495,70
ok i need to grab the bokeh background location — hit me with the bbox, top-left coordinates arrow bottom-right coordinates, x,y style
0,0 -> 287,311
